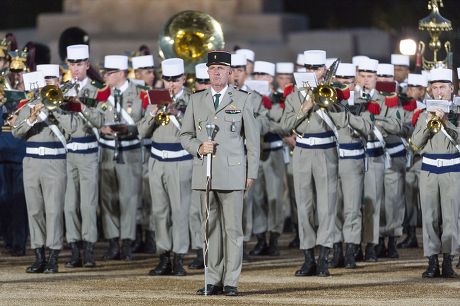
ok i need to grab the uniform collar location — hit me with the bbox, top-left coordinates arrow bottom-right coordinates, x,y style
116,80 -> 129,94
211,85 -> 228,98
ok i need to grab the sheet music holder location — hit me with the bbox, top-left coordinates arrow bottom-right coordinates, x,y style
148,89 -> 173,105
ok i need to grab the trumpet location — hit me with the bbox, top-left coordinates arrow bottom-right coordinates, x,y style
154,88 -> 175,126
427,114 -> 443,133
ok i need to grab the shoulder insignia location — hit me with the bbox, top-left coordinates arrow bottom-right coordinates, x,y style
136,84 -> 150,91
238,88 -> 249,94
193,88 -> 206,93
90,80 -> 106,89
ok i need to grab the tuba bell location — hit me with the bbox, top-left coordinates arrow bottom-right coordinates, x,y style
40,85 -> 64,111
158,10 -> 225,74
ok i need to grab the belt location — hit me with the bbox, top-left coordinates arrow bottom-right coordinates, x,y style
99,138 -> 141,150
366,140 -> 384,157
422,153 -> 460,174
295,131 -> 336,149
26,147 -> 66,159
67,141 -> 98,153
263,140 -> 284,151
386,143 -> 406,157
150,142 -> 192,162
338,143 -> 364,159
423,156 -> 460,167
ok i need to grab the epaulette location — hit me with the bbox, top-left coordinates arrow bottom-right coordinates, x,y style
193,88 -> 206,93
332,83 -> 350,101
90,80 -> 106,89
95,86 -> 111,102
238,88 -> 249,94
382,92 -> 399,108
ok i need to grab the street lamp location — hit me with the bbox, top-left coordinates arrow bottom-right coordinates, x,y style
399,39 -> 417,56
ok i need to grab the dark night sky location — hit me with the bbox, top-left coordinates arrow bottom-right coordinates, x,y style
1,0 -> 459,32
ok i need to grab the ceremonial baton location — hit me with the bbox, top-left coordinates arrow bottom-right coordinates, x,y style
204,122 -> 215,296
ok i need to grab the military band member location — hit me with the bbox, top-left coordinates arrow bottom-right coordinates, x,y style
391,54 -> 410,94
12,71 -> 80,273
275,62 -> 299,248
131,54 -> 157,254
398,73 -> 428,249
354,59 -> 400,262
412,68 -> 458,278
95,55 -> 144,261
59,44 -> 101,268
235,48 -> 255,75
139,58 -> 192,276
281,50 -> 337,277
230,52 -> 267,261
249,60 -> 287,257
374,63 -> 408,259
0,38 -> 28,257
329,62 -> 371,269
180,51 -> 259,296
188,62 -> 211,269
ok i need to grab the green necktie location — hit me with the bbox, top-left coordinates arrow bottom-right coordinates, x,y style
213,93 -> 221,110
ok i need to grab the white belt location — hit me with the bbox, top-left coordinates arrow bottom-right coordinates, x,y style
422,156 -> 460,167
99,138 -> 140,147
26,147 -> 66,156
387,144 -> 405,155
150,147 -> 191,159
263,140 -> 284,150
296,136 -> 335,146
366,141 -> 383,149
66,141 -> 99,151
339,148 -> 365,158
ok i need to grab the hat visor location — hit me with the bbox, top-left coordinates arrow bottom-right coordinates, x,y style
206,62 -> 231,67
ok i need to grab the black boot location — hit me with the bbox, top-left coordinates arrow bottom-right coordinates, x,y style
172,253 -> 187,276
288,229 -> 300,249
102,238 -> 120,260
354,244 -> 364,262
44,249 -> 60,273
267,232 -> 280,256
83,242 -> 96,268
143,230 -> 157,254
344,244 -> 357,269
65,242 -> 82,268
387,236 -> 399,258
242,242 -> 251,263
131,225 -> 144,253
149,252 -> 172,276
26,247 -> 47,273
317,246 -> 331,277
329,242 -> 345,268
120,239 -> 133,260
397,226 -> 418,249
441,253 -> 458,278
295,248 -> 316,276
375,237 -> 387,258
364,243 -> 378,262
249,232 -> 268,256
189,249 -> 204,269
422,254 -> 440,278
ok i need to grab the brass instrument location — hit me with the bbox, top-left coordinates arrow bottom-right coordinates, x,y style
427,114 -> 443,133
40,85 -> 64,111
301,59 -> 341,109
154,89 -> 175,126
158,10 -> 225,75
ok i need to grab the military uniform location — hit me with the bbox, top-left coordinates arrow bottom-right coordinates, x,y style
85,76 -> 144,260
0,105 -> 28,256
329,97 -> 371,268
180,80 -> 259,293
63,76 -> 102,268
412,68 -> 459,278
138,82 -> 193,276
12,71 -> 81,273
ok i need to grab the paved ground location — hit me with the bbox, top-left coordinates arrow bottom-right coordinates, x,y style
0,233 -> 459,305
